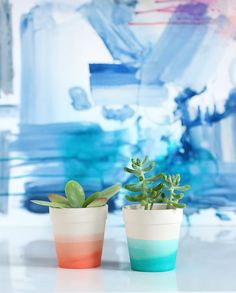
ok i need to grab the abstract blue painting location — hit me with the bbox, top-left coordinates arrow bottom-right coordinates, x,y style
1,0 -> 236,224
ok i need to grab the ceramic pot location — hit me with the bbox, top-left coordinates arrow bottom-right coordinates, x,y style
123,204 -> 183,272
50,205 -> 108,269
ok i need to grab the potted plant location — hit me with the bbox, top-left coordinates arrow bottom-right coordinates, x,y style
123,156 -> 190,272
32,180 -> 121,269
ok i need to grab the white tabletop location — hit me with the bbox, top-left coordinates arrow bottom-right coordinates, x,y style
0,225 -> 236,292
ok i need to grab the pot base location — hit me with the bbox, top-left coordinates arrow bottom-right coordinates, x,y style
130,259 -> 176,272
57,251 -> 102,269
55,240 -> 103,269
128,238 -> 178,273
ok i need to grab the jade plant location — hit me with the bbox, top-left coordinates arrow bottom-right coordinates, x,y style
31,180 -> 121,208
124,156 -> 190,210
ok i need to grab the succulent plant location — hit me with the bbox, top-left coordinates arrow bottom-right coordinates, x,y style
31,180 -> 121,208
124,156 -> 190,210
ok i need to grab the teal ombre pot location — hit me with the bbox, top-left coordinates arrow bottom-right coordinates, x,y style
123,204 -> 183,272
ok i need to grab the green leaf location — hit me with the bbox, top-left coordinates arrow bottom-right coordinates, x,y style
82,192 -> 100,208
131,163 -> 139,169
171,202 -> 186,209
124,167 -> 135,174
125,195 -> 138,202
48,194 -> 70,206
87,198 -> 107,208
65,180 -> 85,208
142,161 -> 155,172
175,174 -> 181,185
124,184 -> 142,192
142,155 -> 149,165
140,200 -> 147,206
31,200 -> 68,208
153,183 -> 164,191
83,183 -> 121,208
125,194 -> 144,202
99,183 -> 121,198
174,185 -> 190,192
174,193 -> 184,200
146,173 -> 164,183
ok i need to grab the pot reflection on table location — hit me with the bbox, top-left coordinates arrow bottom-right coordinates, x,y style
54,266 -> 177,292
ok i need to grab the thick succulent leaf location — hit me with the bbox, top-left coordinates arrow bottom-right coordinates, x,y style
48,194 -> 70,206
82,192 -> 100,208
99,183 -> 121,198
174,185 -> 190,192
142,161 -> 155,172
146,174 -> 164,183
171,202 -> 186,209
153,183 -> 164,191
31,200 -> 68,208
124,167 -> 135,174
86,198 -> 107,208
142,155 -> 149,165
140,200 -> 147,206
174,193 -> 184,200
124,184 -> 142,192
83,183 -> 121,208
125,194 -> 143,202
65,180 -> 85,208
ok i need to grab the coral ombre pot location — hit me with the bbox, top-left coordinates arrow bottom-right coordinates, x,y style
50,205 -> 108,269
123,204 -> 183,272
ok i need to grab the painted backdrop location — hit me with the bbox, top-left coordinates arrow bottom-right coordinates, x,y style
0,0 -> 236,224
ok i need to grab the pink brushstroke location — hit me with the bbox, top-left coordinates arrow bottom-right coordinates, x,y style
129,20 -> 210,26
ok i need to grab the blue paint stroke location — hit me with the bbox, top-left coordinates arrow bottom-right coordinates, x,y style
90,63 -> 140,105
102,105 -> 135,122
10,122 -> 136,213
79,0 -> 147,65
69,86 -> 91,111
141,3 -> 209,85
90,63 -> 139,87
0,0 -> 13,94
140,3 -> 228,90
90,63 -> 168,106
7,0 -> 236,222
155,87 -> 236,220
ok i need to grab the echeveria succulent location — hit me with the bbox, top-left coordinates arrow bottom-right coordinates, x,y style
31,180 -> 121,209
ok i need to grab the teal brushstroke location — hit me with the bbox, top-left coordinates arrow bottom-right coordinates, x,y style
128,238 -> 178,272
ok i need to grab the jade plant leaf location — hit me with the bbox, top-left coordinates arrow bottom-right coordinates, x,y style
82,192 -> 100,208
31,200 -> 69,208
48,194 -> 70,206
87,198 -> 107,208
83,183 -> 121,208
65,180 -> 85,208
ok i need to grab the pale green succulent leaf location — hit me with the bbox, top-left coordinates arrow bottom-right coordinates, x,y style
48,194 -> 70,206
65,180 -> 85,208
87,198 -> 107,208
31,200 -> 68,208
83,184 -> 121,208
82,192 -> 100,208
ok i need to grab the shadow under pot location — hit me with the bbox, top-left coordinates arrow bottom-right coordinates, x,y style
50,205 -> 108,269
123,204 -> 183,272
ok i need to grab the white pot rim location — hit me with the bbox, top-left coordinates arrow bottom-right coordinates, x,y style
49,205 -> 108,223
123,204 -> 183,225
123,203 -> 184,212
49,204 -> 108,212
